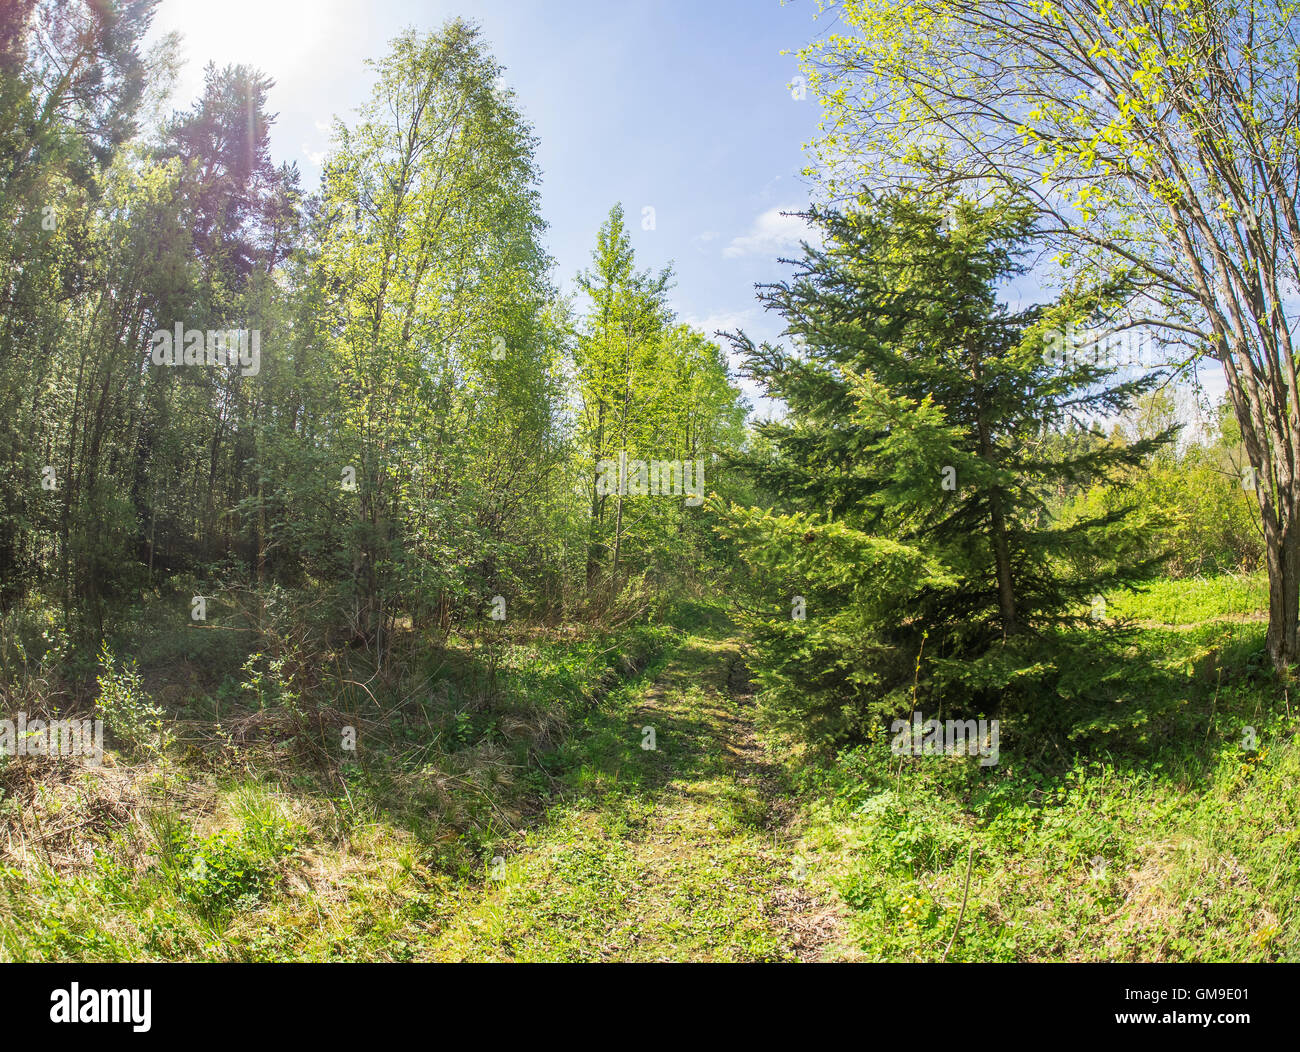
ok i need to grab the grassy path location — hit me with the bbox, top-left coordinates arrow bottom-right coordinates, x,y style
419,631 -> 844,961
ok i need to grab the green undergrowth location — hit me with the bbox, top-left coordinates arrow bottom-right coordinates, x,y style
788,577 -> 1299,961
0,615 -> 681,961
1107,573 -> 1268,625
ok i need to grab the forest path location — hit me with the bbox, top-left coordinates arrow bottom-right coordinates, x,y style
418,631 -> 845,961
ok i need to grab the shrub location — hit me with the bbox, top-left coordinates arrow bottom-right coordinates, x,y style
95,644 -> 172,757
164,812 -> 301,919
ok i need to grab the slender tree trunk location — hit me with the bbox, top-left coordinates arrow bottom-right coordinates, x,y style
1264,513 -> 1300,675
256,408 -> 266,587
612,450 -> 625,575
1225,361 -> 1300,676
987,497 -> 1018,637
587,413 -> 605,592
972,359 -> 1018,637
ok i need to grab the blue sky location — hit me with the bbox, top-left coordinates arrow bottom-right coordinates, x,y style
147,0 -> 830,416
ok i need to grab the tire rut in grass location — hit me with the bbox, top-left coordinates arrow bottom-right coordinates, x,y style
424,634 -> 845,960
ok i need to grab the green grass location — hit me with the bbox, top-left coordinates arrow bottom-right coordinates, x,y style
419,635 -> 820,961
793,729 -> 1298,961
3,577 -> 1296,962
790,575 -> 1299,962
0,617 -> 682,961
1108,572 -> 1268,625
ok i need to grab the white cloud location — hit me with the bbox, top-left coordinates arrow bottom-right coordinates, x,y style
723,207 -> 815,259
675,307 -> 792,420
681,309 -> 757,338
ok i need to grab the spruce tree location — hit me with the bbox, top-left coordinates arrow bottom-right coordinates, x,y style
721,195 -> 1173,744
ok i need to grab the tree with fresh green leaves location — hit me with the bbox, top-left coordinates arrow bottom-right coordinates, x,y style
574,203 -> 673,590
574,205 -> 748,600
304,19 -> 561,653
